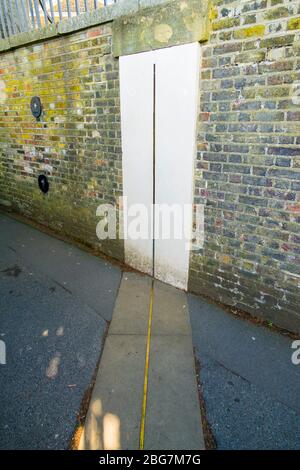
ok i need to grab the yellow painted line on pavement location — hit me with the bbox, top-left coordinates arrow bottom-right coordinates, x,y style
139,279 -> 154,450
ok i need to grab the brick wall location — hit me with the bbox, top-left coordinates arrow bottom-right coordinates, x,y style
190,0 -> 300,331
0,24 -> 124,260
0,0 -> 299,332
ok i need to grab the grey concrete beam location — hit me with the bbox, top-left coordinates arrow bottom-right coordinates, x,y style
113,0 -> 211,57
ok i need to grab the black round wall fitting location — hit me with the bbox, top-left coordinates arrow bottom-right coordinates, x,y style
38,175 -> 49,194
30,96 -> 42,119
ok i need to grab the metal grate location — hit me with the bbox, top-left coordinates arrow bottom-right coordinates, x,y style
0,0 -> 118,39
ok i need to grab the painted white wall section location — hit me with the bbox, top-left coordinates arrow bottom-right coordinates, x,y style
154,43 -> 201,289
120,43 -> 201,289
120,52 -> 155,275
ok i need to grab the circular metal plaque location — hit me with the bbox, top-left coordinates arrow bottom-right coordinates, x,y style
30,96 -> 42,119
38,175 -> 49,194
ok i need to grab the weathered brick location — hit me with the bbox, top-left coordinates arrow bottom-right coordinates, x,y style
254,111 -> 285,121
260,35 -> 295,48
267,146 -> 300,156
0,24 -> 123,261
223,164 -> 251,174
242,0 -> 268,13
243,14 -> 257,25
235,50 -> 266,63
239,195 -> 267,206
233,24 -> 265,39
287,17 -> 300,30
212,17 -> 240,31
212,90 -> 240,101
287,111 -> 300,120
258,61 -> 294,74
264,6 -> 290,20
192,2 -> 299,334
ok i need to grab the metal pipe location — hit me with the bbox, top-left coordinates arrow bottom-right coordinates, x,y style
48,0 -> 55,22
57,0 -> 63,20
28,0 -> 36,28
66,0 -> 71,18
39,0 -> 49,24
5,0 -> 15,35
33,0 -> 42,27
75,0 -> 80,16
0,3 -> 7,39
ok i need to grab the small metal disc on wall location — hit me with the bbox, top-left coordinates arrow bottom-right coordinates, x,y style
38,175 -> 49,194
30,96 -> 42,119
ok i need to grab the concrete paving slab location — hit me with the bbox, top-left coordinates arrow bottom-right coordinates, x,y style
79,334 -> 146,450
145,334 -> 204,450
80,275 -> 204,450
151,280 -> 191,336
109,272 -> 151,335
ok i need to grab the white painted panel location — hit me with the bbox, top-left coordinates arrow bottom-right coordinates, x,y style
120,52 -> 154,275
120,44 -> 200,289
154,43 -> 201,289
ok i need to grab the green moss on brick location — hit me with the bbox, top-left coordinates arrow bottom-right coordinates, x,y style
0,24 -> 124,263
212,17 -> 240,31
287,17 -> 300,30
264,7 -> 289,20
260,34 -> 294,48
233,24 -> 265,39
235,50 -> 266,64
243,14 -> 257,25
